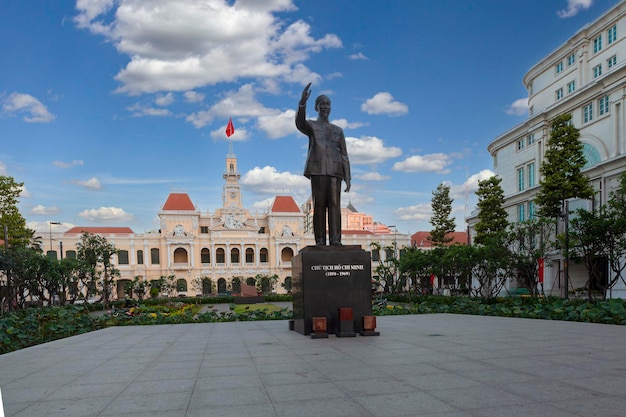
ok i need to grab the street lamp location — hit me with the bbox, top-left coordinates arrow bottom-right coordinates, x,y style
49,221 -> 61,258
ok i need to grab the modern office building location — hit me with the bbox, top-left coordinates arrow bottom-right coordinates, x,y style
43,145 -> 409,299
469,1 -> 626,297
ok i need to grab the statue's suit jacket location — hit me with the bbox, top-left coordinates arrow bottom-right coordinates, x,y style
295,106 -> 351,181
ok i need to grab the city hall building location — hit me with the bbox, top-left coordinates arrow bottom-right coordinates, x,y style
469,1 -> 626,297
44,145 -> 409,299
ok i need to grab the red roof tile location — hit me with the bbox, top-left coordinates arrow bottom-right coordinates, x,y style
65,227 -> 134,235
271,196 -> 300,213
162,193 -> 196,211
411,231 -> 468,247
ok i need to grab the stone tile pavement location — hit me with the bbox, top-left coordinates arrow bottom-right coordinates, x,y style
1,313 -> 626,417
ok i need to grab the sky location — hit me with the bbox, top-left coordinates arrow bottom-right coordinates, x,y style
0,0 -> 622,236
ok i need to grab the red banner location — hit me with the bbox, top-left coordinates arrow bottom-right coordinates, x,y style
538,258 -> 545,284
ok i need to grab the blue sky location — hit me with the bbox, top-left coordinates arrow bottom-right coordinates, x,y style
0,0 -> 621,235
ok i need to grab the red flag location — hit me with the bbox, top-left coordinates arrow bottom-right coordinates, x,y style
538,258 -> 545,284
225,117 -> 235,138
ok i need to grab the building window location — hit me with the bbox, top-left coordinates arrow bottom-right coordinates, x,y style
66,250 -> 77,259
599,95 -> 610,116
200,226 -> 209,234
518,204 -> 525,222
555,88 -> 564,100
137,250 -> 143,265
528,162 -> 535,187
117,250 -> 129,265
372,248 -> 380,262
608,25 -> 617,44
567,53 -> 576,66
593,64 -> 602,79
528,201 -> 535,219
527,134 -> 535,146
517,167 -> 525,192
555,61 -> 563,73
583,103 -> 593,123
607,55 -> 617,69
567,80 -> 576,94
259,248 -> 268,263
593,35 -> 602,53
201,248 -> 210,264
517,139 -> 525,151
216,248 -> 225,264
245,248 -> 254,263
150,248 -> 160,265
231,248 -> 240,264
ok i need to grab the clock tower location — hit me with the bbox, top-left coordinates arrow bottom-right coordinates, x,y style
223,141 -> 242,209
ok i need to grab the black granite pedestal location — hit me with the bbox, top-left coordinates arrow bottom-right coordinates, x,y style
291,245 -> 372,335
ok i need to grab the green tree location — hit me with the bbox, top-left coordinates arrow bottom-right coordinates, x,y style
506,218 -> 556,296
429,183 -> 455,246
474,176 -> 509,245
0,175 -> 32,248
76,232 -> 119,308
535,114 -> 594,218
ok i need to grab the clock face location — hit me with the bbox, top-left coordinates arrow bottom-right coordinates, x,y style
230,192 -> 237,199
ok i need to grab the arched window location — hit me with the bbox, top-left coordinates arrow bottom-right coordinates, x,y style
117,250 -> 129,265
66,250 -> 77,259
136,250 -> 144,265
231,248 -> 240,264
201,248 -> 210,264
173,248 -> 188,263
176,279 -> 187,292
245,248 -> 254,263
260,248 -> 269,263
216,248 -> 225,264
151,248 -> 160,264
246,277 -> 256,286
202,278 -> 213,295
583,143 -> 601,169
284,276 -> 292,292
281,247 -> 294,262
217,278 -> 227,294
231,277 -> 241,294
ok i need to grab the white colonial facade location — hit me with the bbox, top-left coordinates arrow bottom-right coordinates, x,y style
469,1 -> 626,297
42,145 -> 409,299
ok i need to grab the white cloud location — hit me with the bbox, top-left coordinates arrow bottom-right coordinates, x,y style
2,92 -> 56,123
449,169 -> 495,199
257,110 -> 298,139
78,206 -> 134,222
332,118 -> 366,130
74,0 -> 340,95
393,203 -> 432,221
506,98 -> 529,116
0,161 -> 6,176
53,160 -> 84,169
357,171 -> 390,181
183,91 -> 204,103
127,103 -> 173,117
187,84 -> 275,128
241,166 -> 309,196
20,185 -> 32,198
30,205 -> 60,216
349,52 -> 368,60
557,0 -> 593,18
71,177 -> 102,190
392,153 -> 452,174
155,93 -> 174,106
346,136 -> 402,165
361,92 -> 408,116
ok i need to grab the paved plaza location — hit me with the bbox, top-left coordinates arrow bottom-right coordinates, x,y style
1,313 -> 626,417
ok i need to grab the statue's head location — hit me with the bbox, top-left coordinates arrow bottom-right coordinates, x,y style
315,95 -> 331,117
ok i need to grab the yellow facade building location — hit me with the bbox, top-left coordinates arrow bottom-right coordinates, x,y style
44,147 -> 409,299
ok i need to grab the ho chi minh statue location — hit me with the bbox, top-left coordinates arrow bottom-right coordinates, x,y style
295,83 -> 351,246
